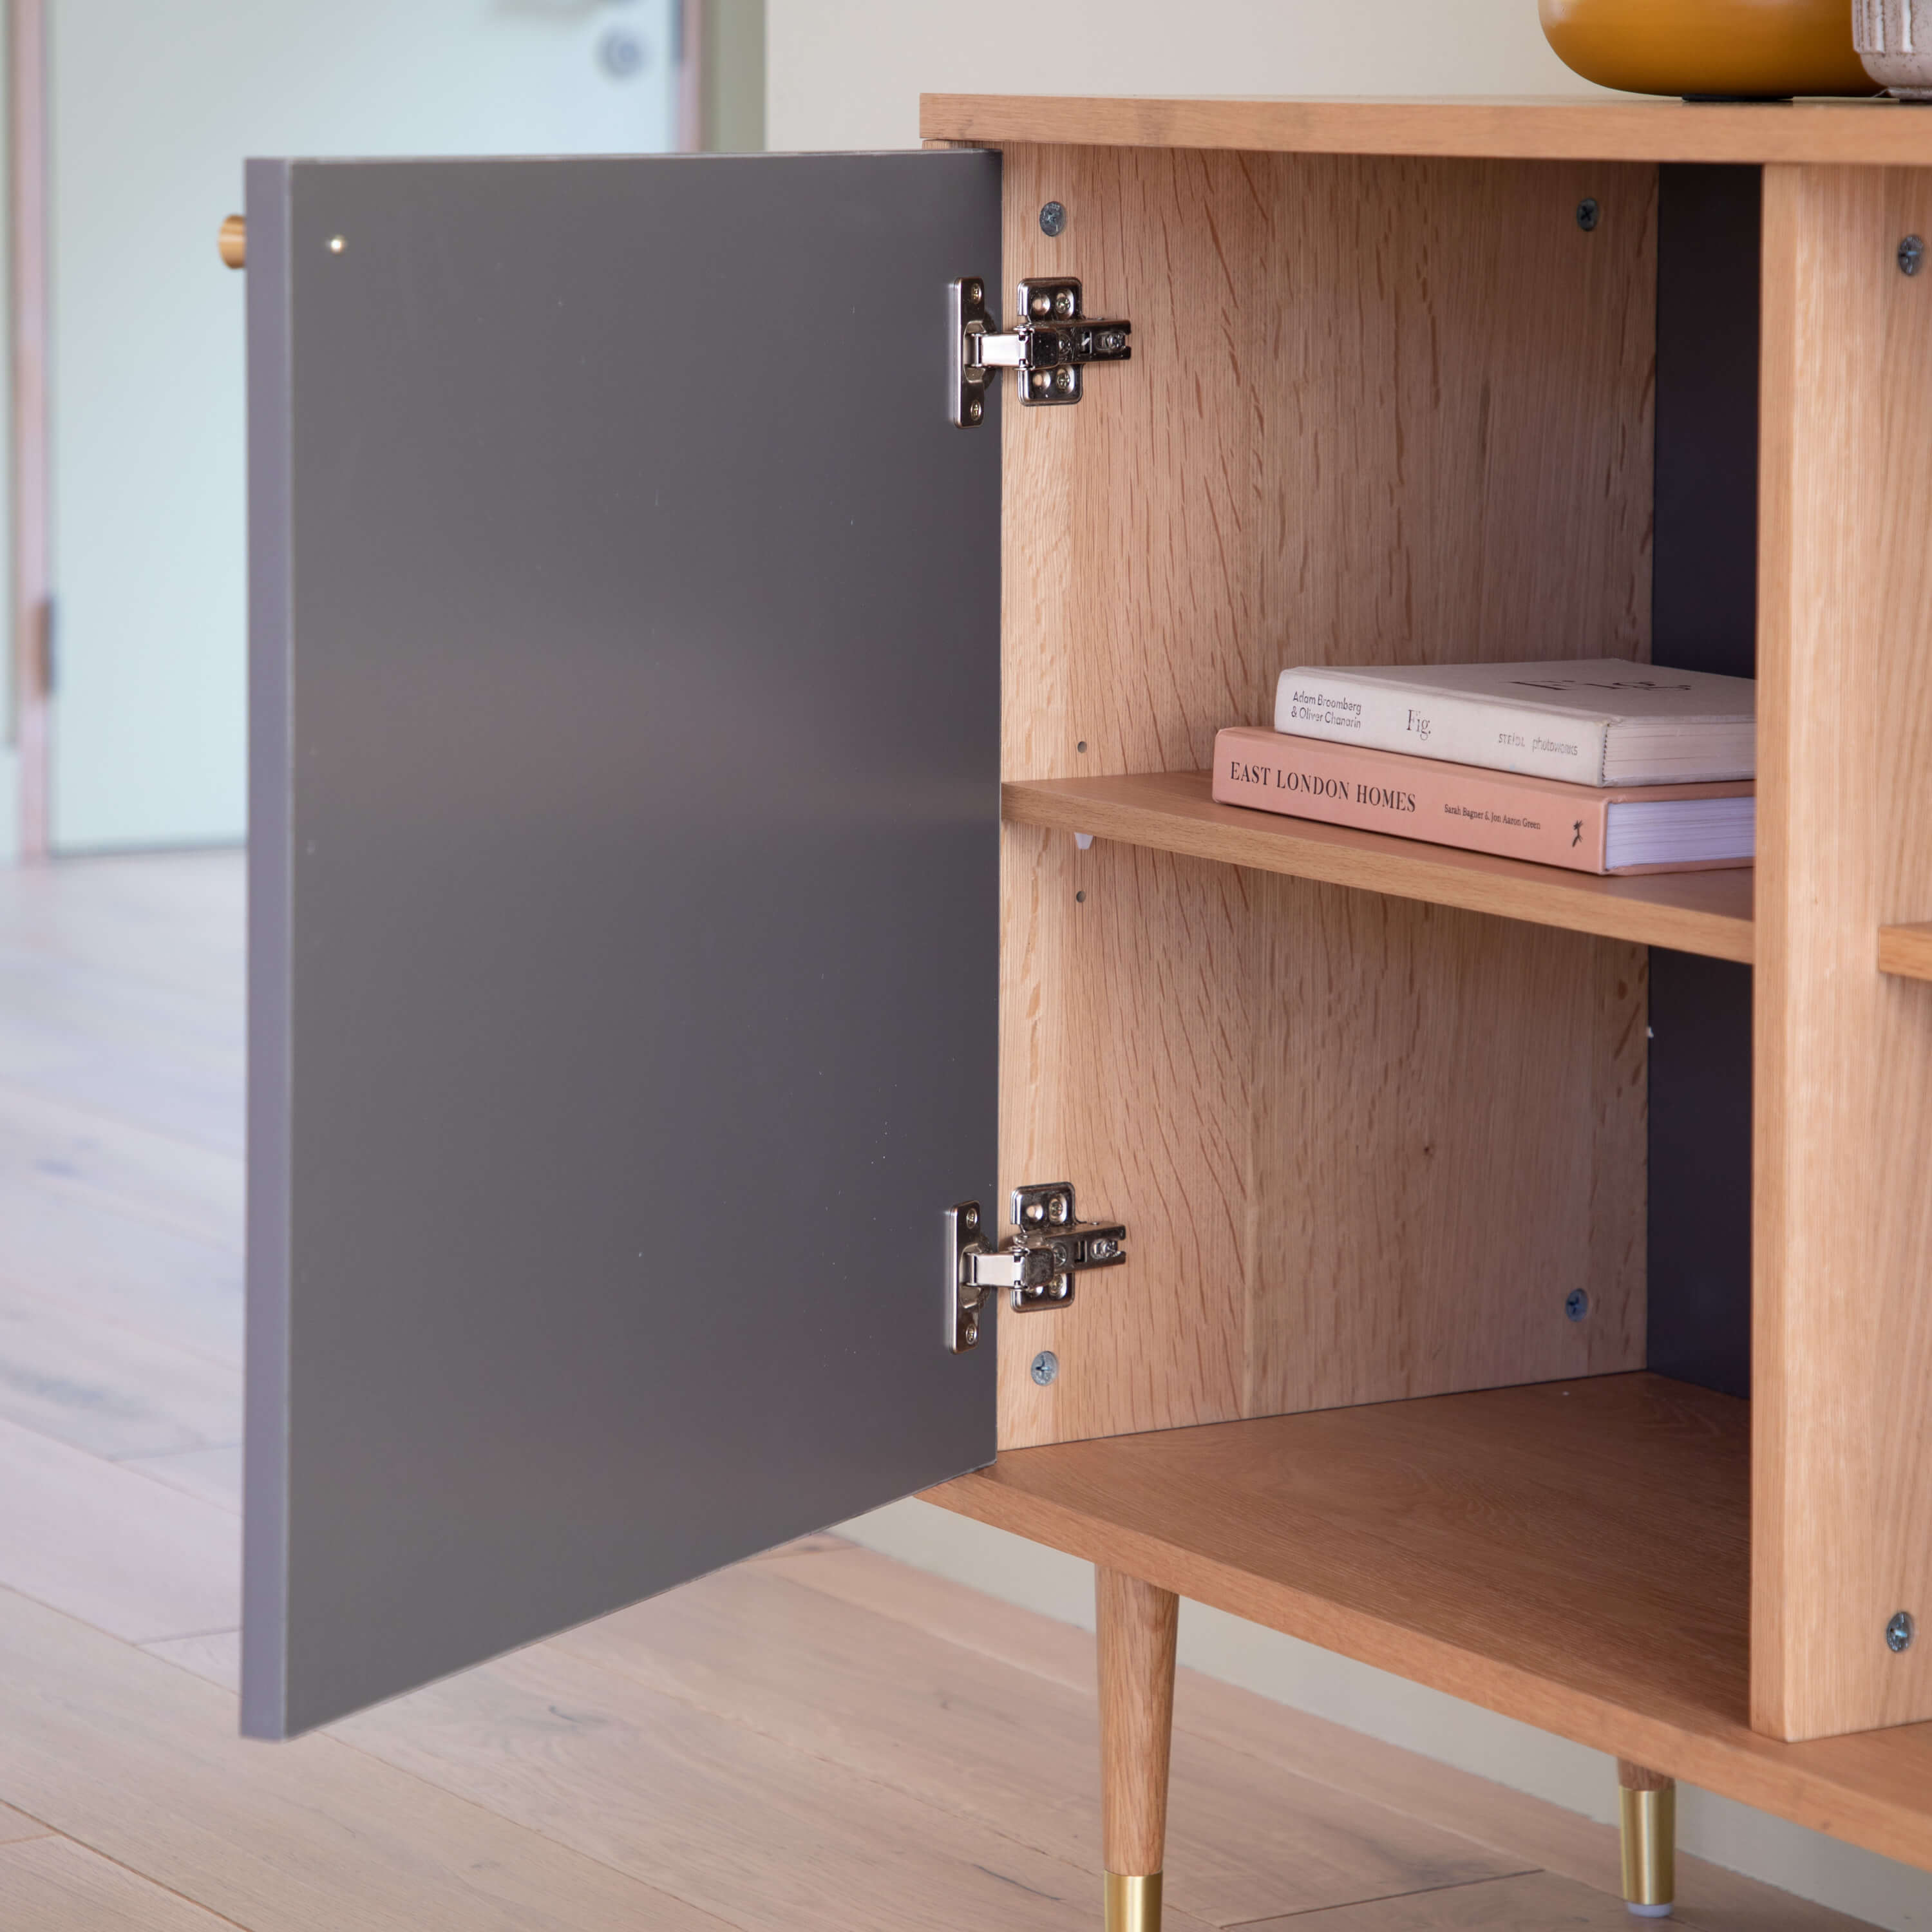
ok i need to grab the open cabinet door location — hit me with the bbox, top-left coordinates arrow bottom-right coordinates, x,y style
243,150 -> 1001,1738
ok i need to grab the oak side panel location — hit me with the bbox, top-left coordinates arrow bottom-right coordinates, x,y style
997,146 -> 1656,1448
1755,163 -> 1932,1741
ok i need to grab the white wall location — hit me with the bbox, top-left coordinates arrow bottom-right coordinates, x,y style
772,5 -> 1932,1926
769,0 -> 1597,153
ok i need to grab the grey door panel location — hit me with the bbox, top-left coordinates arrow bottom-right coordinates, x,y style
244,151 -> 1001,1739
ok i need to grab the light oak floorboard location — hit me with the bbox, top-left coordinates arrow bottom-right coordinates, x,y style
556,1559 -> 1521,1927
0,1584 -> 735,1932
120,1443 -> 242,1515
0,1076 -> 242,1251
142,1631 -> 240,1692
1237,1868 -> 1674,1929
768,1542 -> 1876,1932
0,1281 -> 239,1458
0,1416 -> 238,1643
0,1835 -> 243,1932
0,1801 -> 50,1844
334,1633 -> 1218,1932
0,1189 -> 243,1368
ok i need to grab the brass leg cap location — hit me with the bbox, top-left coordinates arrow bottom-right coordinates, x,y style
1620,1784 -> 1675,1911
1104,1870 -> 1162,1932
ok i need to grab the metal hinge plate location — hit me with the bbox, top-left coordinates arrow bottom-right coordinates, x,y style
947,1181 -> 1128,1352
951,277 -> 1133,427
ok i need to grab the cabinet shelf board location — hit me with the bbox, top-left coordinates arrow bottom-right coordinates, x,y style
929,1374 -> 1932,1873
1877,922 -> 1932,980
923,94 -> 1932,167
1005,772 -> 1754,963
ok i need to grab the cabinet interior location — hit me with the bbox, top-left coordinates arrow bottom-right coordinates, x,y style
935,97 -> 1932,1846
994,142 -> 1680,1449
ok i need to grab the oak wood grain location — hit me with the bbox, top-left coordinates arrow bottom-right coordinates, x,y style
0,1416 -> 237,1643
1099,1569 -> 1178,1877
0,1803 -> 48,1846
1877,920 -> 1932,980
1754,163 -> 1932,1741
0,1835 -> 242,1932
334,1633 -> 1192,1932
921,95 -> 1932,167
996,144 -> 1656,1448
1006,774 -> 1755,963
929,1375 -> 1932,1875
555,1558 -> 1521,1927
1237,1868 -> 1671,1930
0,1583 -> 736,1932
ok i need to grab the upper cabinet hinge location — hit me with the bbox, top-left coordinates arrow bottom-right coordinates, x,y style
946,1182 -> 1129,1352
950,277 -> 1133,427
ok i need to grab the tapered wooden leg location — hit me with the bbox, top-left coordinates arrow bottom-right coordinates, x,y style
1097,1567 -> 1177,1932
1617,1760 -> 1676,1918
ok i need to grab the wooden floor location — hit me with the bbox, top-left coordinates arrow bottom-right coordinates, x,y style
0,851 -> 1880,1931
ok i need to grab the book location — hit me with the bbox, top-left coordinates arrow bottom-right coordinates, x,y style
1213,726 -> 1754,875
1273,658 -> 1754,786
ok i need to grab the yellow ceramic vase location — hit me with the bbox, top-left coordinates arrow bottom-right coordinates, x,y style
1539,0 -> 1878,97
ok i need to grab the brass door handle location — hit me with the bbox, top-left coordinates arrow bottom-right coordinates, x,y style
218,214 -> 245,270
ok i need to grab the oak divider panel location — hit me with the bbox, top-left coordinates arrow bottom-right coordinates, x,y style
1754,162 -> 1932,1741
996,144 -> 1658,1449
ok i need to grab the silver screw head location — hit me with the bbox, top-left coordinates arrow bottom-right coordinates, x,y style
963,279 -> 982,303
965,398 -> 983,424
1565,1289 -> 1591,1322
962,1204 -> 980,1231
1888,1610 -> 1917,1653
1031,1350 -> 1059,1385
1039,200 -> 1066,237
961,1312 -> 979,1348
1900,236 -> 1924,278
1577,198 -> 1600,232
1046,1191 -> 1070,1224
1054,367 -> 1077,394
1052,288 -> 1077,317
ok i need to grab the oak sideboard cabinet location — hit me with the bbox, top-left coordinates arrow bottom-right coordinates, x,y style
238,93 -> 1932,1927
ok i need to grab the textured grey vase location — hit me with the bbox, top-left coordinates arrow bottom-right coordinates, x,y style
1855,0 -> 1932,97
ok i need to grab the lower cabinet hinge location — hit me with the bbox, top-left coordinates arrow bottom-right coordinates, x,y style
946,1182 -> 1128,1352
950,277 -> 1132,427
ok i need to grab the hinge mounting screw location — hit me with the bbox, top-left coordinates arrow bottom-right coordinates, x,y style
1039,200 -> 1066,237
1031,1350 -> 1059,1385
1888,1610 -> 1916,1653
1900,236 -> 1924,277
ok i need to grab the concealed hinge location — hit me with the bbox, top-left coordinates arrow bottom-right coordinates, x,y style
946,1182 -> 1129,1352
950,277 -> 1133,428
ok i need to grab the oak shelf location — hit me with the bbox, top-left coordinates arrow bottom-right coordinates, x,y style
1005,772 -> 1755,963
1878,922 -> 1932,980
931,1374 -> 1932,1873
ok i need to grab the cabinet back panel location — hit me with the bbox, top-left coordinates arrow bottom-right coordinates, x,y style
996,146 -> 1656,1446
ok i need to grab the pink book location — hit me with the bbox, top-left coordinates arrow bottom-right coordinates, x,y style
1211,726 -> 1755,876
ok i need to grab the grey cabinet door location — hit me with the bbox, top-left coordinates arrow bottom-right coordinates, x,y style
243,151 -> 1001,1738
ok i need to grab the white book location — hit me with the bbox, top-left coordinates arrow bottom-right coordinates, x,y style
1273,658 -> 1755,786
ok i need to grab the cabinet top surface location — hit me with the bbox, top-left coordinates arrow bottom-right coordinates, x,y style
920,93 -> 1932,166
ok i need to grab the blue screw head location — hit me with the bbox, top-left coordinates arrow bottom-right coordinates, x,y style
1030,1350 -> 1059,1387
1565,1289 -> 1590,1323
1039,201 -> 1067,238
1888,1610 -> 1916,1653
